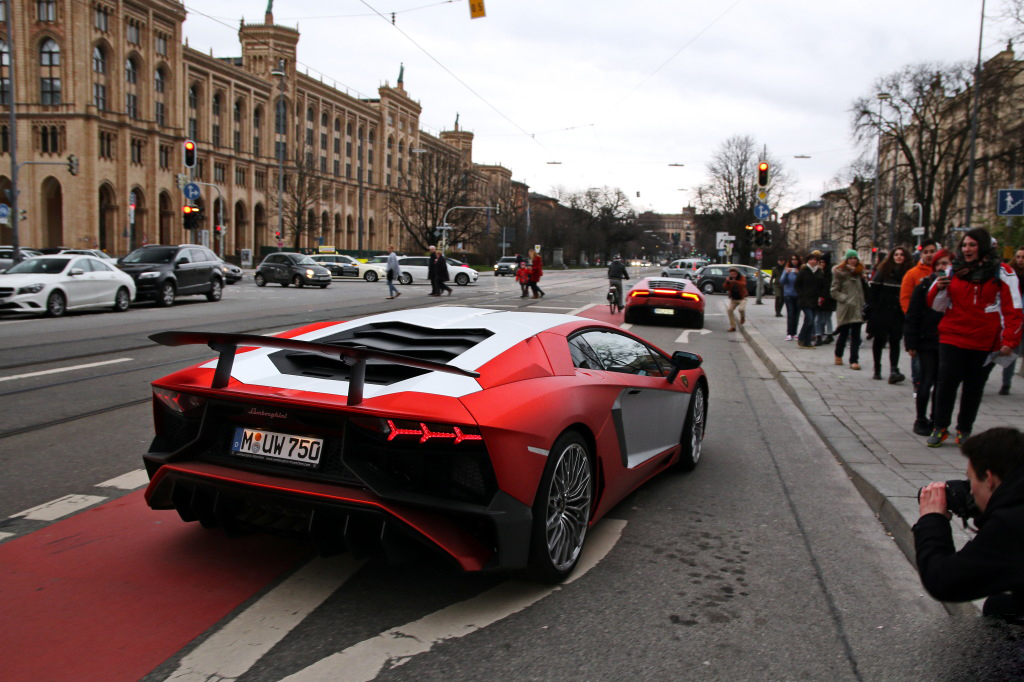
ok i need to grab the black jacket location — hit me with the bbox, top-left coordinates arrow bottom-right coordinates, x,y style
795,265 -> 825,309
903,274 -> 943,352
867,268 -> 906,334
607,260 -> 629,280
913,466 -> 1024,612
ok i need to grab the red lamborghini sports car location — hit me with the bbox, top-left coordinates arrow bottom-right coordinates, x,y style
143,307 -> 708,582
623,276 -> 705,328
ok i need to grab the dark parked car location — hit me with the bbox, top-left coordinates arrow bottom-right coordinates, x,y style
694,264 -> 771,296
218,260 -> 243,284
254,252 -> 332,288
118,244 -> 224,307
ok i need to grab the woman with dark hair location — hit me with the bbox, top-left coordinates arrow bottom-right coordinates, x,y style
925,228 -> 1023,447
904,248 -> 952,436
779,254 -> 802,341
867,246 -> 911,382
795,251 -> 826,349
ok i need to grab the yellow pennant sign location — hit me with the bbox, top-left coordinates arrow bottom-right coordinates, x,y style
469,0 -> 486,19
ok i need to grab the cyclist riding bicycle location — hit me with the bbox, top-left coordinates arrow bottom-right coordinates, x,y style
607,256 -> 630,310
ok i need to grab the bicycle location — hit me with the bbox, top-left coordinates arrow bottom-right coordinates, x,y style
607,280 -> 624,313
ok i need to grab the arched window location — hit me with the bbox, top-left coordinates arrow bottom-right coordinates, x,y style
0,40 -> 9,106
275,98 -> 287,134
125,57 -> 139,119
154,68 -> 167,126
321,112 -> 328,127
92,46 -> 107,110
253,106 -> 263,157
92,46 -> 105,74
40,39 -> 61,105
307,106 -> 314,123
188,84 -> 199,140
212,92 -> 222,146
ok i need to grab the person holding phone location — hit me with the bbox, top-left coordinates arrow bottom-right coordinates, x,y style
925,228 -> 1023,447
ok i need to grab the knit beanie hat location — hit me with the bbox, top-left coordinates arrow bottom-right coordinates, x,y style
844,249 -> 859,259
932,248 -> 952,271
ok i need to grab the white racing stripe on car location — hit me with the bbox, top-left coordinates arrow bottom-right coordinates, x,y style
0,358 -> 133,382
281,519 -> 627,682
166,555 -> 365,682
526,446 -> 549,456
96,469 -> 149,490
11,494 -> 107,521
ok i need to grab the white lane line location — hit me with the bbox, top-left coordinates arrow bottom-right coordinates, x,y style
0,358 -> 133,383
96,469 -> 149,490
675,329 -> 712,344
11,494 -> 107,521
283,519 -> 627,682
166,555 -> 365,682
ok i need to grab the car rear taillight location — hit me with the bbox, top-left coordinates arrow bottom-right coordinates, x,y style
630,289 -> 700,301
350,416 -> 483,445
153,387 -> 205,414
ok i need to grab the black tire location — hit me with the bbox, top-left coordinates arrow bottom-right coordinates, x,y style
112,287 -> 131,312
280,281 -> 289,287
364,270 -> 379,282
398,272 -> 412,285
255,272 -> 266,287
318,283 -> 329,288
45,290 -> 66,317
525,430 -> 593,583
624,309 -> 636,324
678,384 -> 707,471
156,281 -> 176,307
206,278 -> 223,302
689,312 -> 705,329
293,275 -> 304,288
701,281 -> 715,295
455,272 -> 469,286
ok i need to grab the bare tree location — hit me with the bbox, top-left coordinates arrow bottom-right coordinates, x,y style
271,145 -> 323,251
850,58 -> 1020,242
823,156 -> 876,252
553,186 -> 637,263
386,150 -> 487,252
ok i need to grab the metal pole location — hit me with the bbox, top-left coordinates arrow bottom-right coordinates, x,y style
5,0 -> 20,261
963,0 -> 986,228
271,62 -> 286,252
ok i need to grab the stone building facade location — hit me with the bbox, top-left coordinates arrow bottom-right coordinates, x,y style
0,1 -> 506,257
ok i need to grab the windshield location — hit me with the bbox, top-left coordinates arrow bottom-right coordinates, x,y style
5,257 -> 71,274
123,247 -> 177,264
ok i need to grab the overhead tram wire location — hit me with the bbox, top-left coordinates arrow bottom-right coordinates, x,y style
357,0 -> 548,152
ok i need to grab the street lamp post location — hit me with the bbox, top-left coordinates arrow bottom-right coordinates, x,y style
270,60 -> 286,252
870,91 -> 891,267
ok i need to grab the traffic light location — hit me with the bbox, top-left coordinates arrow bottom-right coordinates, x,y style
274,230 -> 282,240
743,224 -> 754,249
67,154 -> 79,176
753,223 -> 765,246
757,161 -> 770,187
214,224 -> 223,236
763,229 -> 772,247
183,205 -> 197,229
183,139 -> 197,168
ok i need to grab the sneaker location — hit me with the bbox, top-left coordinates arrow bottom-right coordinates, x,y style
956,430 -> 971,446
926,428 -> 949,447
999,385 -> 1011,396
913,419 -> 933,436
889,370 -> 906,385
785,335 -> 793,341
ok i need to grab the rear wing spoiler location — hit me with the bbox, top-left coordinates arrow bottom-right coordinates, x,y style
149,330 -> 480,406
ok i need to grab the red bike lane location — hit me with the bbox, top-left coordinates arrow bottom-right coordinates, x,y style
0,490 -> 310,682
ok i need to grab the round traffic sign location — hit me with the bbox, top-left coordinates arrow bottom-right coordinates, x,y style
183,182 -> 201,200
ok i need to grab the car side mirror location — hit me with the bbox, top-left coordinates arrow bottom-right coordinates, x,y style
667,350 -> 702,384
69,268 -> 85,277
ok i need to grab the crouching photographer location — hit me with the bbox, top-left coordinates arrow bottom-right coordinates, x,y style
913,427 -> 1024,618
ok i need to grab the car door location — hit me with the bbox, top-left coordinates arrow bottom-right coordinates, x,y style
263,254 -> 284,283
65,257 -> 99,307
400,257 -> 429,282
86,257 -> 121,306
570,330 -> 688,469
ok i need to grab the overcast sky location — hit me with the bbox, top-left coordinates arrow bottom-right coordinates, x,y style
182,0 -> 1017,215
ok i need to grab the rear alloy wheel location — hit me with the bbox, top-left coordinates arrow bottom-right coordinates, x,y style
364,270 -> 379,282
45,291 -> 66,317
293,275 -> 304,288
701,281 -> 715,295
206,278 -> 223,302
254,272 -> 267,287
455,272 -> 470,286
526,430 -> 592,583
112,287 -> 131,312
398,273 -> 412,285
156,281 -> 176,307
678,385 -> 707,471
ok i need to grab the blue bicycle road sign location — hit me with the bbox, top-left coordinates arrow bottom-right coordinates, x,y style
997,189 -> 1024,217
183,182 -> 202,201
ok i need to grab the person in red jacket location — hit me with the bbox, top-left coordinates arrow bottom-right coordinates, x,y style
527,248 -> 545,298
925,228 -> 1023,447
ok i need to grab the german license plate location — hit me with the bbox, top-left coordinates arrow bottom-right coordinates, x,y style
653,308 -> 674,315
231,427 -> 323,468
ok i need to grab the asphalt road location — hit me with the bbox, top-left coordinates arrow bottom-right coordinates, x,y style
1,269 -> 1021,681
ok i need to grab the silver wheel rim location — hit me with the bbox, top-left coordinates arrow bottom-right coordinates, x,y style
544,443 -> 591,571
211,281 -> 221,299
689,388 -> 705,463
161,285 -> 174,305
48,293 -> 64,315
116,289 -> 129,310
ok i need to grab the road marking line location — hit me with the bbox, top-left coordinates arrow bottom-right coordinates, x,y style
97,469 -> 149,490
676,329 -> 712,344
166,555 -> 365,682
11,494 -> 107,521
0,358 -> 133,382
282,519 -> 627,682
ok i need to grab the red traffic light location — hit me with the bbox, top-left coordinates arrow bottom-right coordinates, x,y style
183,139 -> 197,168
757,161 -> 770,187
182,205 -> 196,215
753,223 -> 765,232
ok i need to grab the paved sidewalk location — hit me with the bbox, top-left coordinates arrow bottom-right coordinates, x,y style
736,296 -> 1022,613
